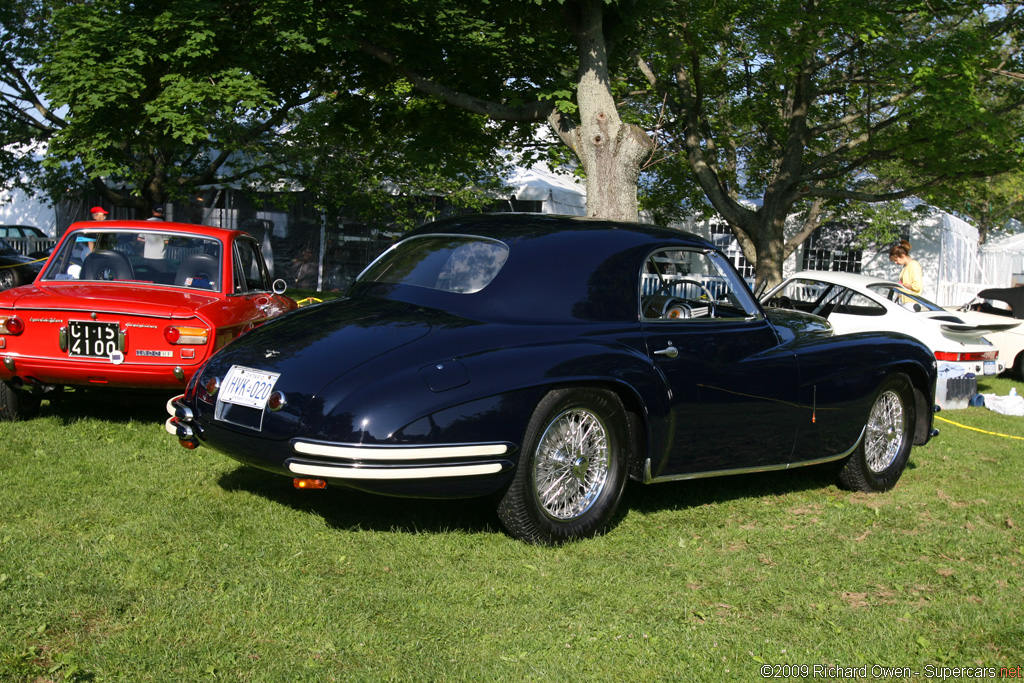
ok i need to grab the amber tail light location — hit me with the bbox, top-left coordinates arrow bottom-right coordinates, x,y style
293,478 -> 327,490
164,325 -> 209,345
1,316 -> 25,335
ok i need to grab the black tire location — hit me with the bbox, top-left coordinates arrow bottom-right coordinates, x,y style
838,373 -> 915,492
496,388 -> 631,545
0,380 -> 41,421
1013,352 -> 1024,383
0,267 -> 21,291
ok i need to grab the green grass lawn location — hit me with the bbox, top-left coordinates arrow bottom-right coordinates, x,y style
1,376 -> 1022,681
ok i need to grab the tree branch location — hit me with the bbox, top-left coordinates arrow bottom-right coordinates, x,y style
357,39 -> 554,122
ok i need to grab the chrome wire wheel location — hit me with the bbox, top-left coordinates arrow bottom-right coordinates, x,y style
532,407 -> 610,520
864,388 -> 906,473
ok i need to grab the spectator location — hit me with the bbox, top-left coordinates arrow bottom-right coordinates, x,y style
147,204 -> 165,221
90,206 -> 108,221
889,239 -> 923,297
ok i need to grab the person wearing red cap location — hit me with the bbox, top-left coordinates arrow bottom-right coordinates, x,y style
90,206 -> 109,221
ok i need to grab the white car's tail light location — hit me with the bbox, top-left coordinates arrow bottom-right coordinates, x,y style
934,350 -> 997,362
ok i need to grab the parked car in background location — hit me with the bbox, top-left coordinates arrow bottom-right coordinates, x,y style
168,213 -> 937,545
0,224 -> 55,259
760,271 -> 1019,378
0,220 -> 297,420
960,286 -> 1024,380
0,225 -> 47,240
0,237 -> 45,291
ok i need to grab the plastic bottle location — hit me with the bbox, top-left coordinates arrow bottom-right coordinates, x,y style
1011,387 -> 1018,397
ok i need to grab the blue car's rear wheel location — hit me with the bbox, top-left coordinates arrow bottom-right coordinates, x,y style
838,373 -> 915,492
497,388 -> 630,544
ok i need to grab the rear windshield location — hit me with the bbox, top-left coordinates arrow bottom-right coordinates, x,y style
358,235 -> 509,294
42,229 -> 222,291
866,284 -> 943,311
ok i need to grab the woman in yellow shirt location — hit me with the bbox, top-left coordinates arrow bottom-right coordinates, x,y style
889,240 -> 923,296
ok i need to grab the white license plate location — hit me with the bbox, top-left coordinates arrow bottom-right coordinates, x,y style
219,365 -> 281,409
984,360 -> 997,375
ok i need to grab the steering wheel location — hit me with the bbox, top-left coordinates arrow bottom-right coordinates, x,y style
766,295 -> 793,309
644,279 -> 716,318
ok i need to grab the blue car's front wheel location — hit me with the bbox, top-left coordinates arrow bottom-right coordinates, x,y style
838,373 -> 915,493
497,388 -> 630,545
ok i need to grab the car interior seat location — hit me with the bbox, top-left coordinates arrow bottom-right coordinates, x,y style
174,253 -> 219,288
81,250 -> 134,281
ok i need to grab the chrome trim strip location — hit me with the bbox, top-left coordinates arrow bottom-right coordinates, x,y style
292,441 -> 510,461
288,462 -> 504,480
642,427 -> 865,484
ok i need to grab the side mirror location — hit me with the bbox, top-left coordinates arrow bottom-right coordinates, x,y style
272,279 -> 288,295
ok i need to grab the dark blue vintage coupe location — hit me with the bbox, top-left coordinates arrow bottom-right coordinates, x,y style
167,214 -> 937,544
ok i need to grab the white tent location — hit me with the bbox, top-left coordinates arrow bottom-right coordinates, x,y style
505,166 -> 587,215
857,207 -> 984,306
0,186 -> 57,236
980,231 -> 1024,288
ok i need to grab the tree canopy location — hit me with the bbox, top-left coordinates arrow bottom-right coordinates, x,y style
3,0 -> 1023,285
639,0 -> 1024,283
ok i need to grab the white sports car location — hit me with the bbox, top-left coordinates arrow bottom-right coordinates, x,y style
958,285 -> 1024,381
761,271 -> 1021,379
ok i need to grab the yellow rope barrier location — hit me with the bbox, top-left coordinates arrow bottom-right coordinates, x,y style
934,414 -> 1024,441
0,256 -> 47,268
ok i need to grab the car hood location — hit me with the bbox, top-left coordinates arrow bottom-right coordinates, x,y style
195,297 -> 433,437
0,282 -> 219,319
0,251 -> 39,265
765,308 -> 833,343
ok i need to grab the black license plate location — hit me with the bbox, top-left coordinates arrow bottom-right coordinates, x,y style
68,321 -> 120,358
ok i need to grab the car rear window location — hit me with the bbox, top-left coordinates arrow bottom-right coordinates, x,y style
42,229 -> 223,290
358,235 -> 509,294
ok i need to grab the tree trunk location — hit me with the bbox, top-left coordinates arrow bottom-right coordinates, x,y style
751,213 -> 788,290
559,0 -> 652,222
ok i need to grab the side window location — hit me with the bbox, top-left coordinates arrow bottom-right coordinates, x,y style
765,280 -> 850,317
233,238 -> 270,293
640,248 -> 760,321
833,292 -> 886,316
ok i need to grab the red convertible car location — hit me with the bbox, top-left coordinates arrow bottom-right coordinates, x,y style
0,220 -> 297,420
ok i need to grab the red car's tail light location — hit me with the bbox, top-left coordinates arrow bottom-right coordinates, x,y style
934,351 -> 997,362
1,316 -> 24,335
164,325 -> 209,345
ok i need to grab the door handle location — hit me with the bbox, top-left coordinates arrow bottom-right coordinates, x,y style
654,344 -> 678,358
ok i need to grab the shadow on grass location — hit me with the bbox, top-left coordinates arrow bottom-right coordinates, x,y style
217,465 -> 502,537
622,461 -> 848,516
215,455 -> 890,540
35,388 -> 172,426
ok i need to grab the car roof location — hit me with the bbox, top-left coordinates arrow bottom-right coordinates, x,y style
785,269 -> 901,289
410,212 -> 713,249
63,219 -> 245,241
976,286 -> 1024,318
383,213 -> 719,323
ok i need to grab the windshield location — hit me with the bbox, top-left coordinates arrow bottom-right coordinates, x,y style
866,283 -> 944,311
0,237 -> 17,255
357,234 -> 509,294
42,229 -> 223,291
